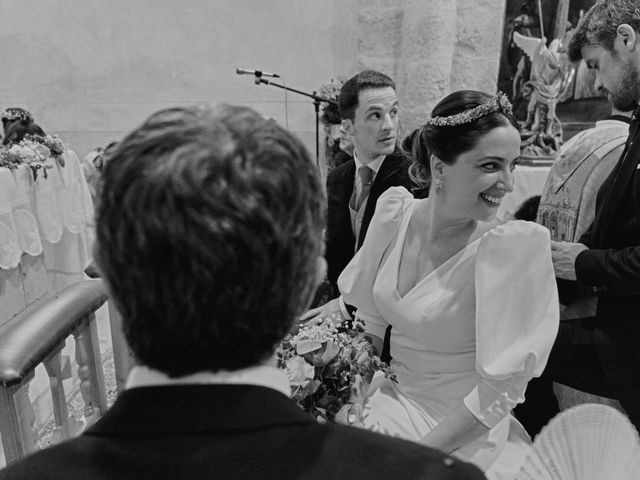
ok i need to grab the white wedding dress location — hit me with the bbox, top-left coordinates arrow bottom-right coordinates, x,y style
338,187 -> 559,478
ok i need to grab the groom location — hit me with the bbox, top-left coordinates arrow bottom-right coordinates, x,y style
0,105 -> 484,479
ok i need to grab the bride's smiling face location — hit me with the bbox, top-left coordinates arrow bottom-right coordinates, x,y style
437,125 -> 521,221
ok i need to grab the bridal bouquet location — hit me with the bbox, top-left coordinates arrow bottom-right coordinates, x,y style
278,316 -> 395,422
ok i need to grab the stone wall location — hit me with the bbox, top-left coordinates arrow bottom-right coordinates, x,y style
345,0 -> 508,137
0,1 -> 339,160
0,1 -> 506,160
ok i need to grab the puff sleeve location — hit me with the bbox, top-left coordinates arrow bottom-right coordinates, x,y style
463,221 -> 560,428
338,186 -> 412,340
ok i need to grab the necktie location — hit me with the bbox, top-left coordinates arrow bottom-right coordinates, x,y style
356,165 -> 373,211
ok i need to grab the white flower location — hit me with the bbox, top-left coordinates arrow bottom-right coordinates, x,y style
295,339 -> 322,355
284,356 -> 315,387
18,146 -> 36,163
33,144 -> 51,162
8,145 -> 22,155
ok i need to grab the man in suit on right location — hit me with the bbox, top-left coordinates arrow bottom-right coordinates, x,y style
549,0 -> 640,430
0,104 -> 483,479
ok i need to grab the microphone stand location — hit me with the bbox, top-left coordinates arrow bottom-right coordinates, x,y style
253,75 -> 337,166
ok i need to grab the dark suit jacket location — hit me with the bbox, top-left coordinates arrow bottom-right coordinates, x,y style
0,385 -> 485,480
566,111 -> 640,428
325,151 -> 413,286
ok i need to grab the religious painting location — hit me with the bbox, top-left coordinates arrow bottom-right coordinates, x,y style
497,0 -> 608,153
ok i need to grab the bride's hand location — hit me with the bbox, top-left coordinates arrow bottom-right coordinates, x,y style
334,374 -> 370,426
299,297 -> 343,325
334,402 -> 364,427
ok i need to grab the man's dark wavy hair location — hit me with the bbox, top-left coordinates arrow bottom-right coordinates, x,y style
338,70 -> 396,121
95,104 -> 325,377
568,0 -> 640,62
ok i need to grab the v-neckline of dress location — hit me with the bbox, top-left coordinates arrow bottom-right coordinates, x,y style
394,201 -> 482,301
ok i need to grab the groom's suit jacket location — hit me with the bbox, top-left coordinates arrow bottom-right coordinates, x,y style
325,151 -> 413,287
0,385 -> 485,480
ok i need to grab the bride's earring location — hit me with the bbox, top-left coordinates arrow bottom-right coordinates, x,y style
434,177 -> 443,193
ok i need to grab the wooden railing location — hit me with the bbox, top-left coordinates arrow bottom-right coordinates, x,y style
0,280 -> 110,465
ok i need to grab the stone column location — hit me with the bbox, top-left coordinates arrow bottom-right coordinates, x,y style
450,0 -> 508,96
397,0 -> 459,135
339,0 -> 507,136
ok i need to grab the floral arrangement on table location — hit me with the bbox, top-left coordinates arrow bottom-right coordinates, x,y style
318,78 -> 348,174
0,134 -> 66,180
0,108 -> 34,124
278,316 -> 395,422
318,78 -> 344,126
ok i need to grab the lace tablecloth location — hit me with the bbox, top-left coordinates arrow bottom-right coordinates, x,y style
0,150 -> 94,324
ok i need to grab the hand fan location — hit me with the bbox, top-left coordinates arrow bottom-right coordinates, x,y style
516,403 -> 640,480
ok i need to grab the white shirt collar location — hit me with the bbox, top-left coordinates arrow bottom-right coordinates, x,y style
353,151 -> 385,175
125,363 -> 291,397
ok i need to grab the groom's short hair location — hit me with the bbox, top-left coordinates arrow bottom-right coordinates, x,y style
95,104 -> 325,377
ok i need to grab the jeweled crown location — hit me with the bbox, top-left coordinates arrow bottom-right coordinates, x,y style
425,92 -> 513,127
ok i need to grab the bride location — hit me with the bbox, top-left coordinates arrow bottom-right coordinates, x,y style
306,90 -> 559,478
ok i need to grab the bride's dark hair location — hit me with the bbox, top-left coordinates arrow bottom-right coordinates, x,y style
409,90 -> 519,189
2,120 -> 46,146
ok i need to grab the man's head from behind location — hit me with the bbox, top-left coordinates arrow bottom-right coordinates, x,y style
568,0 -> 640,111
95,105 -> 325,377
339,70 -> 399,162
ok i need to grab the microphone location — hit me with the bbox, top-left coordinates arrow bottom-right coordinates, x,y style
236,67 -> 280,78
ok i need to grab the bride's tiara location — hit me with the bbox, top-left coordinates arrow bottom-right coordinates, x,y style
425,92 -> 513,127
